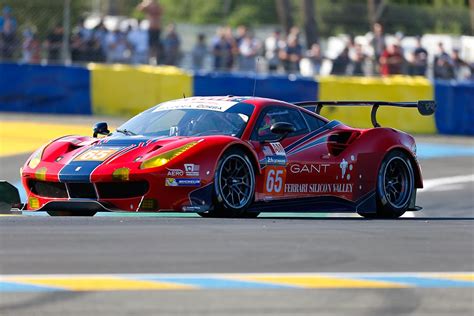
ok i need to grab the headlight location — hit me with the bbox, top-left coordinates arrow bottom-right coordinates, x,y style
140,141 -> 198,169
28,146 -> 45,169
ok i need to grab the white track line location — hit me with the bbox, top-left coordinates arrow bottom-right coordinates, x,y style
420,174 -> 474,193
407,174 -> 474,218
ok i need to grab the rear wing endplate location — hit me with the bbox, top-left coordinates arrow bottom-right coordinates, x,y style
294,100 -> 436,128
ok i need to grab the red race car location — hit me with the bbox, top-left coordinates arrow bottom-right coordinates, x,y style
17,96 -> 435,218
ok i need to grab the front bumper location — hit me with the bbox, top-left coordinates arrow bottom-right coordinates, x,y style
32,199 -> 123,213
22,177 -> 214,213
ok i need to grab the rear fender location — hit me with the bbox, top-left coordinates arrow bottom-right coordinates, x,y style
351,128 -> 422,187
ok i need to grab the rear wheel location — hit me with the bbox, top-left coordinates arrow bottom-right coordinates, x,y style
359,150 -> 414,219
198,148 -> 257,218
47,211 -> 97,216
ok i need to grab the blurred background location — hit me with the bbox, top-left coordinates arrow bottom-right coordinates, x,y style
1,0 -> 473,137
1,2 -> 473,315
1,0 -> 473,78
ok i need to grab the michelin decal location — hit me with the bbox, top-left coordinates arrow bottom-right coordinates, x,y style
165,178 -> 201,187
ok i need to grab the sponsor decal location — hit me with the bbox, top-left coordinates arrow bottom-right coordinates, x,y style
165,178 -> 201,187
261,142 -> 287,166
264,156 -> 287,166
290,163 -> 330,174
262,146 -> 273,156
182,206 -> 202,212
184,163 -> 200,176
270,142 -> 286,156
340,158 -> 348,178
153,98 -> 238,113
285,183 -> 353,193
338,157 -> 354,181
167,168 -> 184,176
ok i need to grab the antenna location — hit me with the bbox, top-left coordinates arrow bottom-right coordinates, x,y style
252,57 -> 260,97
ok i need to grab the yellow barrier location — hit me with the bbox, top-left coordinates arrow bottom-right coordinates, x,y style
89,64 -> 193,117
318,76 -> 436,134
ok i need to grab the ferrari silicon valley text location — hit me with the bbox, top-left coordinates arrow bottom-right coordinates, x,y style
285,183 -> 353,193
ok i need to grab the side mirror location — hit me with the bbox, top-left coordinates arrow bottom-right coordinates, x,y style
271,122 -> 296,135
262,122 -> 295,142
93,122 -> 110,138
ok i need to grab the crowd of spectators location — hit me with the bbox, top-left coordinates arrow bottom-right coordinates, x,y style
1,2 -> 473,80
190,22 -> 473,80
1,1 -> 181,67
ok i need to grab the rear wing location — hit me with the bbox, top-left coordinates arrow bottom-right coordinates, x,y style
294,100 -> 436,128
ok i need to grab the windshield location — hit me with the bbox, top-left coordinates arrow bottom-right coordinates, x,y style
117,101 -> 254,138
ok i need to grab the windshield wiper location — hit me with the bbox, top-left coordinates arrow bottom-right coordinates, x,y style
116,128 -> 137,136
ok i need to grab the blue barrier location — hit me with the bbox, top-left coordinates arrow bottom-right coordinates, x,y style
2,62 -> 474,137
0,63 -> 91,114
193,72 -> 318,102
434,80 -> 474,135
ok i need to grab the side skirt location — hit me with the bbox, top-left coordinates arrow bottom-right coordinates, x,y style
248,191 -> 377,213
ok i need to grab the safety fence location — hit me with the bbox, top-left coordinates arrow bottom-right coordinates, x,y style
0,62 -> 472,135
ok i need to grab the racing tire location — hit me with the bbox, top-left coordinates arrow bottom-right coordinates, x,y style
47,211 -> 97,217
199,148 -> 256,218
359,150 -> 414,219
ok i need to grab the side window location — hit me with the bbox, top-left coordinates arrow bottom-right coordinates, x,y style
301,111 -> 326,131
252,106 -> 308,141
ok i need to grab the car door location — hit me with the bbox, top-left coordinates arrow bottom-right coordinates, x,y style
286,109 -> 357,201
249,105 -> 310,201
283,109 -> 337,198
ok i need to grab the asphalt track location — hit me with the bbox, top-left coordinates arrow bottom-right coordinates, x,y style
0,114 -> 473,315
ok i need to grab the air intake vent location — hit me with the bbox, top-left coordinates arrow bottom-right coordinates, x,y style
327,131 -> 360,156
29,180 -> 68,198
67,183 -> 97,199
96,181 -> 149,199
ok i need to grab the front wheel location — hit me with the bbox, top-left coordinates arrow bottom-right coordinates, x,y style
199,148 -> 256,218
359,150 -> 415,219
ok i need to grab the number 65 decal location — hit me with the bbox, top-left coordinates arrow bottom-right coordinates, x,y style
264,166 -> 286,195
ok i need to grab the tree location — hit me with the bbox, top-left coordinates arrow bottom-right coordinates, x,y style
367,0 -> 386,25
276,0 -> 293,34
470,0 -> 474,35
302,0 -> 318,47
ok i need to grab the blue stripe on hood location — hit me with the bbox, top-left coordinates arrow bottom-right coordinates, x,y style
59,161 -> 102,182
